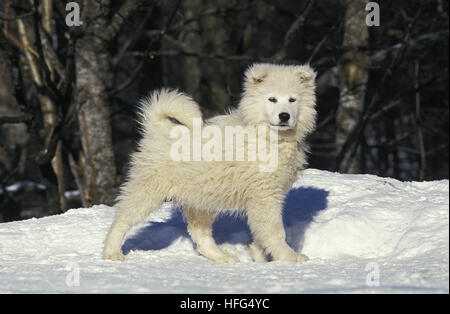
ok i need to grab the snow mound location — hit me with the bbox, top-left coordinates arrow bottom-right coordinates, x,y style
0,169 -> 448,293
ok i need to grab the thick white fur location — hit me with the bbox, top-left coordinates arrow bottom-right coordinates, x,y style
103,63 -> 317,263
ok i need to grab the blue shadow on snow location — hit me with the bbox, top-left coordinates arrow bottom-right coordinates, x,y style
122,186 -> 329,255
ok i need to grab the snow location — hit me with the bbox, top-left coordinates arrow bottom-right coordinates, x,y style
0,181 -> 46,194
0,169 -> 448,293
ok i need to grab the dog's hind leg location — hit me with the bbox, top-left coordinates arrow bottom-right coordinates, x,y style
103,179 -> 163,261
247,239 -> 268,262
183,207 -> 239,263
246,198 -> 309,263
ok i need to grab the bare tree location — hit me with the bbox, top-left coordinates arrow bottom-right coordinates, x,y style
74,0 -> 144,206
15,1 -> 66,211
0,0 -> 145,214
336,0 -> 369,173
0,0 -> 448,221
161,0 -> 243,116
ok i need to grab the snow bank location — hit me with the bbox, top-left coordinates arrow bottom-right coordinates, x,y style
0,169 -> 448,293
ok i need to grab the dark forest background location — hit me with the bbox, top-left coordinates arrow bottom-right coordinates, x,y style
0,0 -> 448,222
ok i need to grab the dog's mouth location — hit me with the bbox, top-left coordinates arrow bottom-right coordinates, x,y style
270,123 -> 292,131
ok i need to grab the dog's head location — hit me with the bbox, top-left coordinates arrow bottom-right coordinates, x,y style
240,63 -> 317,137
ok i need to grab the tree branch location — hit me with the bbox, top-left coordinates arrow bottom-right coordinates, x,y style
272,0 -> 316,62
317,29 -> 448,90
2,3 -> 39,59
108,61 -> 144,96
414,60 -> 426,180
38,24 -> 66,81
0,113 -> 33,125
108,0 -> 147,40
0,8 -> 35,21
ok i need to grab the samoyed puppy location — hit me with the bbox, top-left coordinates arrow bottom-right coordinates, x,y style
103,63 -> 317,263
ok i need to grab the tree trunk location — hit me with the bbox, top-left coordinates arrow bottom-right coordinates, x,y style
75,1 -> 117,206
16,12 -> 65,213
336,0 -> 369,173
41,0 -> 67,211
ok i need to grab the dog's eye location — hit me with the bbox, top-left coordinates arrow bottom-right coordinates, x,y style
268,97 -> 277,103
289,98 -> 296,103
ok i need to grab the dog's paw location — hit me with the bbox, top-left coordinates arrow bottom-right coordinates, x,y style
205,251 -> 239,263
200,249 -> 239,263
247,243 -> 268,262
274,251 -> 309,263
103,250 -> 125,261
215,253 -> 239,264
295,253 -> 309,263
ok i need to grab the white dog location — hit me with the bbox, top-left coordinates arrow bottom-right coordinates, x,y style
103,63 -> 317,263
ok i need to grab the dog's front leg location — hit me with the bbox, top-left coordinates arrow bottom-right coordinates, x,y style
246,199 -> 308,262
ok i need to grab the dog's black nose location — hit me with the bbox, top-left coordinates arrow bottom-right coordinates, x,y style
279,112 -> 290,123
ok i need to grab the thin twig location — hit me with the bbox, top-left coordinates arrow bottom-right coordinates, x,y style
108,0 -> 147,40
308,18 -> 342,64
0,113 -> 33,124
0,8 -> 35,21
109,61 -> 144,96
414,60 -> 426,180
2,2 -> 39,58
273,0 -> 316,62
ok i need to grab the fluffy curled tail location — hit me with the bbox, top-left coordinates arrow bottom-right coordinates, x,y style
138,89 -> 202,133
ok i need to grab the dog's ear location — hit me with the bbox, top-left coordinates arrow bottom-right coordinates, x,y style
295,65 -> 316,84
245,64 -> 269,85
